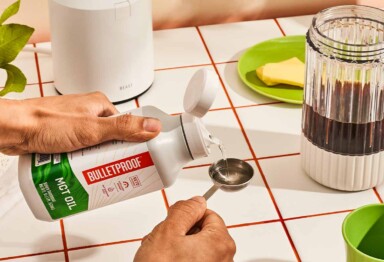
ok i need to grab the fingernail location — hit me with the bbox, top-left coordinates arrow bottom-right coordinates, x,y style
191,196 -> 206,204
143,118 -> 161,132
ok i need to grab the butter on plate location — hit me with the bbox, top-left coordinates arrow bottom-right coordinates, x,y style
256,57 -> 305,88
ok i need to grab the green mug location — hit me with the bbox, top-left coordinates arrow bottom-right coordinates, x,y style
343,204 -> 384,262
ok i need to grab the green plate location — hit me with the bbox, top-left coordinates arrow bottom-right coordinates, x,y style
237,35 -> 306,104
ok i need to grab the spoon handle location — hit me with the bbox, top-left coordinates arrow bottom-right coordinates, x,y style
203,185 -> 220,201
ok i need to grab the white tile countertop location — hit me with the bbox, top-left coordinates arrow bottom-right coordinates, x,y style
1,14 -> 384,262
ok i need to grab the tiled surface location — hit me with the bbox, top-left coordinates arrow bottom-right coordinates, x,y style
1,84 -> 41,100
41,83 -> 59,97
35,42 -> 53,83
1,253 -> 66,262
0,200 -> 63,257
2,15 -> 383,262
0,44 -> 39,86
277,15 -> 314,36
68,242 -> 140,262
138,65 -> 230,114
199,19 -> 283,63
229,223 -> 297,261
165,161 -> 279,226
188,109 -> 252,166
237,103 -> 302,158
153,27 -> 210,69
259,155 -> 379,218
64,191 -> 166,248
375,184 -> 384,201
286,213 -> 348,262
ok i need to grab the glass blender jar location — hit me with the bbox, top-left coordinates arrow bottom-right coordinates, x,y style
301,5 -> 384,191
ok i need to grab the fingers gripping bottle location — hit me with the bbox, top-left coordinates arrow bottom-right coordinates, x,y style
18,69 -> 219,221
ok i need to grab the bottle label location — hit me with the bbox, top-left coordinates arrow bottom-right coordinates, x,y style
31,142 -> 163,220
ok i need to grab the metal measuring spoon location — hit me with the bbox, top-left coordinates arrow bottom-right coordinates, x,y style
203,158 -> 254,200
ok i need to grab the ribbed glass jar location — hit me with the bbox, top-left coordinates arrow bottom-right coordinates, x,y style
301,5 -> 384,191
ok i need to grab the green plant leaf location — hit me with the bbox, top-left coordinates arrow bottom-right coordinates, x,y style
0,63 -> 26,96
0,0 -> 20,25
0,23 -> 34,66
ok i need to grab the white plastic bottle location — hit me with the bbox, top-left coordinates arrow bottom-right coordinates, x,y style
18,69 -> 219,221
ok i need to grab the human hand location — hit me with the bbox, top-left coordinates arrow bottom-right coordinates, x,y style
0,92 -> 161,155
134,196 -> 236,262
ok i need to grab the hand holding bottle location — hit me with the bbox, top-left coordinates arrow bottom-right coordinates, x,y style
0,92 -> 161,155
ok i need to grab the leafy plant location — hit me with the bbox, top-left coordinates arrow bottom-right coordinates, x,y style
0,0 -> 34,96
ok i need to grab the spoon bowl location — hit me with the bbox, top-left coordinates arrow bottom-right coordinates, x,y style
203,158 -> 254,200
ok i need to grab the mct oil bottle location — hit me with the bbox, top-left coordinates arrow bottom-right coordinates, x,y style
18,69 -> 219,221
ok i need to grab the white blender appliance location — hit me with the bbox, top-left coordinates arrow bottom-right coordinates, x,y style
49,0 -> 154,103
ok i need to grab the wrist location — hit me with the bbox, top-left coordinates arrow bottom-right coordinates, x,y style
0,99 -> 31,152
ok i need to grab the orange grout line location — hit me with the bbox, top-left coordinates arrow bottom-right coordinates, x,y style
170,107 -> 233,116
196,26 -> 301,262
32,43 -> 44,97
284,209 -> 353,222
373,187 -> 383,203
215,60 -> 238,65
274,18 -> 286,36
42,81 -> 54,85
235,101 -> 284,109
227,219 -> 280,229
67,238 -> 143,252
26,82 -> 39,86
183,158 -> 254,170
258,152 -> 301,161
207,107 -> 232,112
183,163 -> 212,169
228,210 -> 355,230
60,220 -> 69,262
161,189 -> 170,210
0,250 -> 65,261
155,63 -> 213,72
0,209 -> 358,261
167,102 -> 289,117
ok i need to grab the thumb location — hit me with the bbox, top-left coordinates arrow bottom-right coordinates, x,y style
99,114 -> 161,142
162,196 -> 207,235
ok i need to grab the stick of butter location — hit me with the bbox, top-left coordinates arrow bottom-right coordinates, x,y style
256,57 -> 305,88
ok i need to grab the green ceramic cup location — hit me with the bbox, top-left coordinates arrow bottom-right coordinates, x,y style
343,204 -> 384,262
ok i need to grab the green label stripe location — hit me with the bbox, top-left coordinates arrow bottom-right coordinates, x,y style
32,153 -> 89,220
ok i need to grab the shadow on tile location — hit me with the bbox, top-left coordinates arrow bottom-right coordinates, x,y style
35,234 -> 96,261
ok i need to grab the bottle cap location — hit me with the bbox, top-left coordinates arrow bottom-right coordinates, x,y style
181,113 -> 214,159
183,68 -> 219,118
